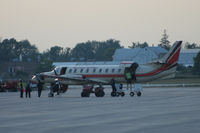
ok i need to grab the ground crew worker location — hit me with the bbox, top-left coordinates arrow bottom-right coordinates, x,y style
110,78 -> 117,92
25,81 -> 31,98
125,68 -> 133,89
37,80 -> 43,97
54,79 -> 61,95
19,80 -> 23,98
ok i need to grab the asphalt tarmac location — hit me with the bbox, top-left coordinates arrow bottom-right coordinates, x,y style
0,87 -> 200,133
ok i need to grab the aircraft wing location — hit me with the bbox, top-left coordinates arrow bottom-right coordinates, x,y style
57,74 -> 109,84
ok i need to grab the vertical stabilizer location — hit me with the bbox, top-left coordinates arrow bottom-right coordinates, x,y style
159,41 -> 182,64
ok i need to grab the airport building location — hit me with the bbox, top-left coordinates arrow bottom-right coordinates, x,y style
178,49 -> 200,67
113,47 -> 200,66
53,47 -> 200,67
112,47 -> 167,64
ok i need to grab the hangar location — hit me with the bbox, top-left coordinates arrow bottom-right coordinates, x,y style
53,47 -> 200,67
112,47 -> 167,64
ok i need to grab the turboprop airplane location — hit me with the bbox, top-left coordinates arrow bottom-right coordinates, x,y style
32,41 -> 182,97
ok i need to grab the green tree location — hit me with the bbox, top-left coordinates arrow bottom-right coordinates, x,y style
184,42 -> 199,49
42,46 -> 71,62
193,52 -> 200,75
128,42 -> 149,48
71,41 -> 95,61
70,39 -> 122,61
158,29 -> 171,50
0,38 -> 39,62
36,58 -> 54,73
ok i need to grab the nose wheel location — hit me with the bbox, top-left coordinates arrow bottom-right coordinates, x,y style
81,90 -> 90,97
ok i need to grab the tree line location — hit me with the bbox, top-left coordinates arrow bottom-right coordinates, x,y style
0,30 -> 200,74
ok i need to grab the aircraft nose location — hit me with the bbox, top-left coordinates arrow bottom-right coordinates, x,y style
31,75 -> 38,83
31,73 -> 45,83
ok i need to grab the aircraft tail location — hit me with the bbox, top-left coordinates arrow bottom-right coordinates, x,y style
159,41 -> 182,65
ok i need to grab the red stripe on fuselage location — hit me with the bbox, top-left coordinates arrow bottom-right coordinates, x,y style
84,74 -> 124,78
83,65 -> 167,78
83,61 -> 177,78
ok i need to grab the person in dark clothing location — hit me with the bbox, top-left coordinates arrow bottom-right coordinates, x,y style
110,78 -> 117,92
19,80 -> 23,98
37,81 -> 43,97
48,79 -> 61,97
54,79 -> 61,95
25,81 -> 31,98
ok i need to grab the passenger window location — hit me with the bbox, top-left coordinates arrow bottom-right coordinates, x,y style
80,69 -> 83,73
118,69 -> 121,73
86,68 -> 89,73
69,69 -> 72,73
105,69 -> 108,73
93,69 -> 96,73
112,69 -> 115,73
99,69 -> 102,73
74,69 -> 77,73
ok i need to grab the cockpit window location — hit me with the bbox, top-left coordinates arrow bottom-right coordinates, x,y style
69,69 -> 72,73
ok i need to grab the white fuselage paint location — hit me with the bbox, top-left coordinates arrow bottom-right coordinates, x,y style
41,63 -> 176,85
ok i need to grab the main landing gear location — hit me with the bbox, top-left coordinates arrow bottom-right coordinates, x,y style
81,85 -> 105,97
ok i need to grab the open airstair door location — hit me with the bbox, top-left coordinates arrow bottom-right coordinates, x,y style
124,62 -> 138,83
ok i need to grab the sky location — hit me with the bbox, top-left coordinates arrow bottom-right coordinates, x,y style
0,0 -> 200,51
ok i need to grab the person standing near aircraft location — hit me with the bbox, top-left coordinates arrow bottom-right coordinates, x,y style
19,80 -> 24,98
25,81 -> 31,98
54,78 -> 61,95
37,80 -> 43,97
48,79 -> 61,97
110,78 -> 117,96
124,68 -> 133,89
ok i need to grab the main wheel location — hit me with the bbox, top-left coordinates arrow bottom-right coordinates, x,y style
95,87 -> 105,97
137,91 -> 142,96
99,90 -> 105,97
81,90 -> 90,97
95,90 -> 105,97
130,92 -> 134,97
